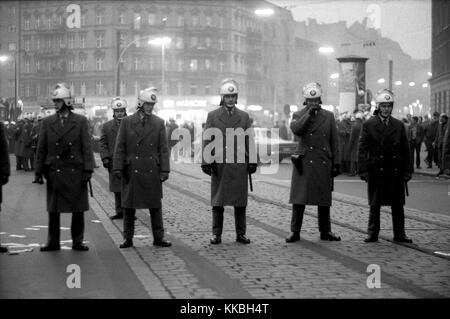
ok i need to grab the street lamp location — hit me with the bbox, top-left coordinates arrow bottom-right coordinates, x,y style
377,78 -> 385,84
319,47 -> 335,54
394,80 -> 402,86
148,36 -> 172,96
408,82 -> 415,87
254,8 -> 274,17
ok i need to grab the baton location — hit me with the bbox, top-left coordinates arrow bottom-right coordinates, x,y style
404,181 -> 409,197
88,179 -> 94,197
248,172 -> 253,192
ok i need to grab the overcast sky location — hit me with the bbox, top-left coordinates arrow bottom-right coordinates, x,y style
268,0 -> 431,60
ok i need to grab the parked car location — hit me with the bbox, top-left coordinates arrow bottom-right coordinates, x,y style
254,127 -> 297,164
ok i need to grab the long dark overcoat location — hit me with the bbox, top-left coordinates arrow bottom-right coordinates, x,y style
35,112 -> 95,213
20,121 -> 35,158
357,115 -> 413,206
348,119 -> 363,162
112,113 -> 170,209
202,106 -> 255,207
13,122 -> 23,156
0,122 -> 10,207
289,106 -> 340,206
99,119 -> 122,192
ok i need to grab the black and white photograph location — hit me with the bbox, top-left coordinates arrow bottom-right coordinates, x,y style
0,0 -> 448,312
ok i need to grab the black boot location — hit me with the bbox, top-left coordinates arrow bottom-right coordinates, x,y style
40,243 -> 61,251
320,232 -> 341,241
110,213 -> 123,220
210,235 -> 221,244
236,234 -> 251,244
286,232 -> 300,243
0,246 -> 8,253
119,239 -> 133,248
153,238 -> 172,247
364,236 -> 378,243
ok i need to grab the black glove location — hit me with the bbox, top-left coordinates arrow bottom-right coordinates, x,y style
112,170 -> 122,180
308,105 -> 320,116
201,165 -> 212,176
102,158 -> 111,169
332,164 -> 341,178
404,173 -> 412,182
82,171 -> 92,182
248,163 -> 257,174
1,175 -> 9,186
160,172 -> 169,182
359,172 -> 369,182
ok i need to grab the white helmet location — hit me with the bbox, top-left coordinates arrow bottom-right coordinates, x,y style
51,83 -> 74,106
137,87 -> 158,108
375,89 -> 394,104
355,112 -> 364,120
219,81 -> 239,95
10,121 -> 16,125
3,121 -> 9,125
302,82 -> 322,99
111,97 -> 128,110
37,113 -> 44,120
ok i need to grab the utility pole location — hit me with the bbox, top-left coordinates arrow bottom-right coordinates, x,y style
115,31 -> 121,96
389,59 -> 393,91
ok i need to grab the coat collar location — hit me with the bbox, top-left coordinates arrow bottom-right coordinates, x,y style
308,108 -> 327,133
218,106 -> 241,128
129,112 -> 155,144
49,112 -> 77,140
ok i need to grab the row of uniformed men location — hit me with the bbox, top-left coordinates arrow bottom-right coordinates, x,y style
0,80 -> 414,253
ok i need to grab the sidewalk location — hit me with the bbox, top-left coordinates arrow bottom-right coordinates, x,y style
413,147 -> 449,179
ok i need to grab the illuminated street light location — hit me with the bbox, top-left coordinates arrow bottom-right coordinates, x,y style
422,83 -> 429,88
377,78 -> 385,84
319,47 -> 335,54
254,8 -> 275,17
394,80 -> 402,86
148,37 -> 172,96
427,72 -> 432,77
330,73 -> 339,79
0,55 -> 9,63
408,82 -> 415,87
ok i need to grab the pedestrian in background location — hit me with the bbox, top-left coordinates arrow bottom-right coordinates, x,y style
0,121 -> 11,253
442,118 -> 450,175
201,79 -> 257,245
407,116 -> 425,169
348,112 -> 364,176
423,112 -> 439,168
100,97 -> 128,220
286,82 -> 341,243
358,89 -> 413,243
434,113 -> 448,176
35,83 -> 95,251
13,117 -> 24,170
113,88 -> 171,249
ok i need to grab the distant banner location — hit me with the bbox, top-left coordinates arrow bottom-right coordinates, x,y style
338,58 -> 367,113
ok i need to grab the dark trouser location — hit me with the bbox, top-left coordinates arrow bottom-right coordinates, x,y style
123,208 -> 164,240
290,204 -> 331,233
212,206 -> 246,236
367,205 -> 407,238
425,141 -> 434,167
114,192 -> 123,215
350,161 -> 358,175
410,141 -> 422,168
47,212 -> 85,245
16,156 -> 23,170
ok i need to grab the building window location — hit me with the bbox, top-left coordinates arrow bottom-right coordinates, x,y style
68,33 -> 75,49
219,16 -> 224,28
36,84 -> 40,96
148,13 -> 156,25
205,37 -> 211,48
176,37 -> 184,49
205,59 -> 211,71
96,12 -> 104,25
80,82 -> 86,96
219,61 -> 225,72
205,85 -> 211,95
9,6 -> 16,16
96,57 -> 104,71
177,60 -> 183,72
80,57 -> 87,71
189,59 -> 198,72
35,60 -> 40,71
80,33 -> 86,48
96,33 -> 104,48
35,37 -> 40,50
81,13 -> 86,26
25,59 -> 30,73
205,15 -> 212,27
134,35 -> 140,48
8,43 -> 16,51
134,81 -> 139,95
24,18 -> 30,30
25,84 -> 30,97
69,59 -> 75,72
46,16 -> 51,29
190,84 -> 197,95
134,57 -> 139,71
190,37 -> 198,48
36,16 -> 41,28
177,82 -> 183,95
24,38 -> 30,51
47,61 -> 51,72
119,13 -> 126,24
192,15 -> 198,27
120,33 -> 126,48
219,38 -> 225,50
8,25 -> 17,32
96,81 -> 104,95
47,38 -> 51,49
177,15 -> 185,27
134,13 -> 141,29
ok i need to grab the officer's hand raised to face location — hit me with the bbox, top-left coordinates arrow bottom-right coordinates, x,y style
82,171 -> 92,182
403,173 -> 412,182
102,158 -> 111,169
112,170 -> 122,180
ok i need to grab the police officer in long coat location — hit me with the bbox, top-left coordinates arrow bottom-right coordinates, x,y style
113,88 -> 171,249
0,121 -> 10,253
286,82 -> 341,243
100,97 -> 127,220
201,79 -> 257,245
13,118 -> 24,170
358,89 -> 413,243
35,83 -> 95,251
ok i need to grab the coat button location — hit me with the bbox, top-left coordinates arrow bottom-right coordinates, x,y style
57,169 -> 60,172
56,156 -> 60,159
134,170 -> 138,173
136,156 -> 139,159
310,133 -> 313,136
310,160 -> 313,163
310,147 -> 313,150
380,168 -> 384,171
56,142 -> 59,146
69,142 -> 72,146
150,170 -> 152,173
70,155 -> 74,159
136,143 -> 139,146
380,155 -> 383,158
322,161 -> 326,164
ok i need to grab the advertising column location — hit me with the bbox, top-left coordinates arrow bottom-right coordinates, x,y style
336,56 -> 369,114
